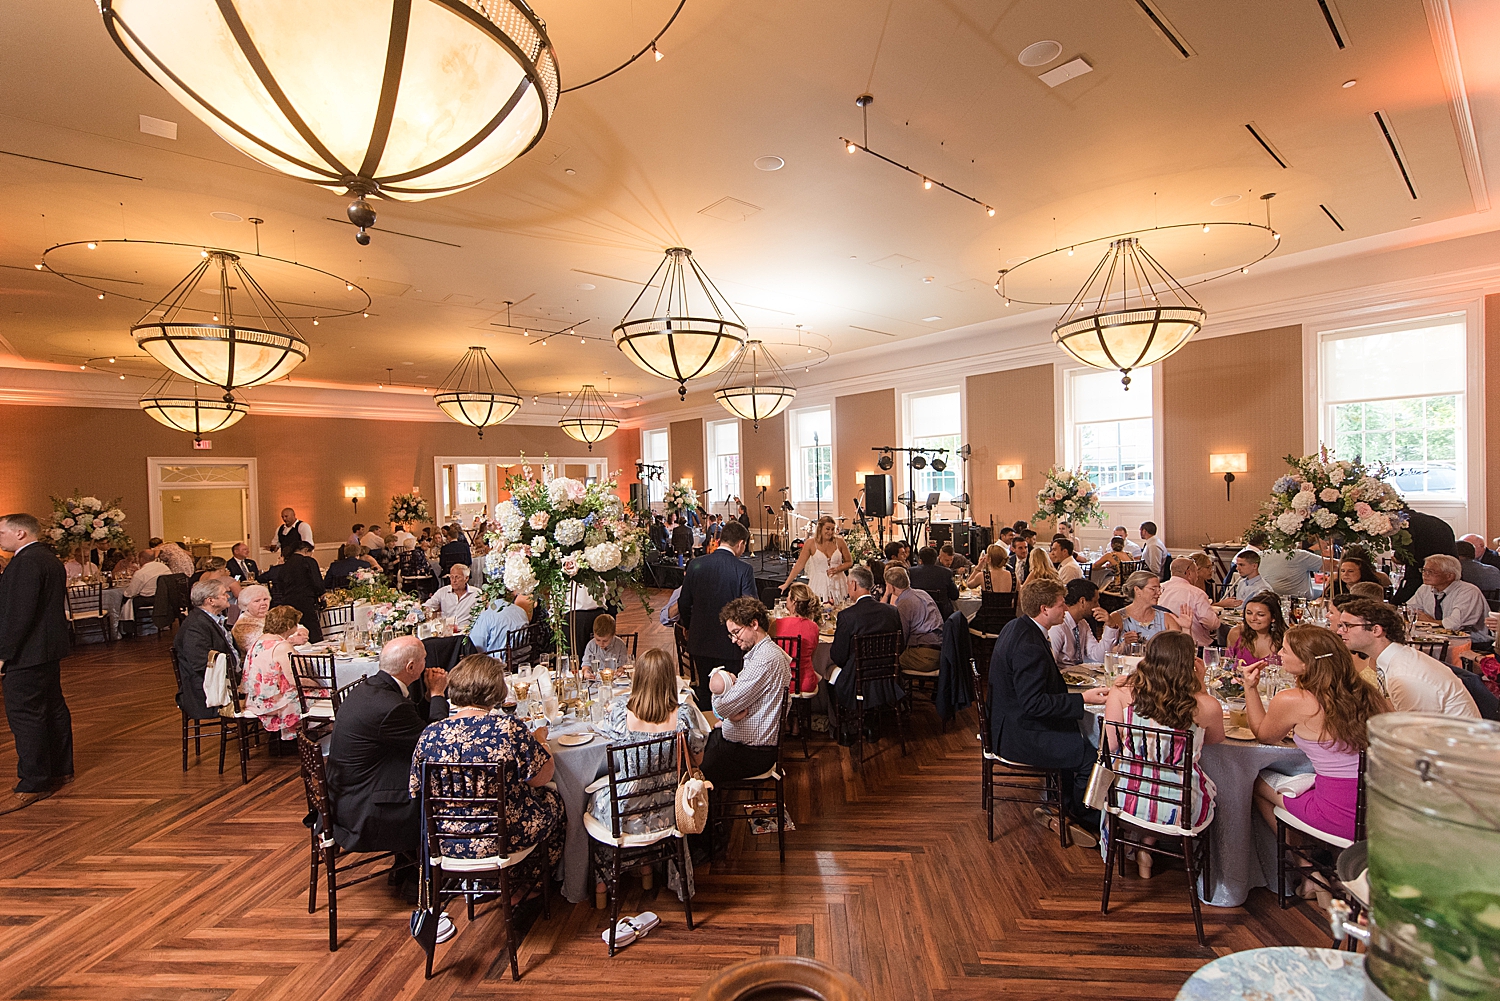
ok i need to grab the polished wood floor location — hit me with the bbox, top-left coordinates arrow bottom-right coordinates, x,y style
0,592 -> 1328,1000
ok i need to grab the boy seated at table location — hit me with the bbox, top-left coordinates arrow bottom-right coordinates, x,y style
581,613 -> 630,670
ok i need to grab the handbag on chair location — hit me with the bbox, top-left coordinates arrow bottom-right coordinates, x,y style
1083,742 -> 1117,812
673,731 -> 713,834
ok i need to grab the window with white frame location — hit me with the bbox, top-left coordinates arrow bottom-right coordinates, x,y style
1320,315 -> 1466,497
641,428 -> 669,504
1068,367 -> 1154,500
906,389 -> 961,501
706,419 -> 741,513
791,407 -> 832,504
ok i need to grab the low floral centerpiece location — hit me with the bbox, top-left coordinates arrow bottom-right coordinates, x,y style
389,488 -> 430,526
323,567 -> 406,608
366,597 -> 426,638
844,524 -> 880,566
1249,447 -> 1411,556
1033,467 -> 1107,528
481,465 -> 648,655
45,492 -> 132,554
663,480 -> 698,519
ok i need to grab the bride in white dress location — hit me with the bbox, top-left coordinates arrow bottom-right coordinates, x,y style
781,516 -> 851,603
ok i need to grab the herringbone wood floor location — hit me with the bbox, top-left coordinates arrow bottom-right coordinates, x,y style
0,591 -> 1326,1000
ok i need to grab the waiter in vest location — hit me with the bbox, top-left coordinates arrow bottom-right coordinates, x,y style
266,508 -> 314,557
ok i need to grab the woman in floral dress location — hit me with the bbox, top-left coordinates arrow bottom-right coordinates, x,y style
241,604 -> 303,738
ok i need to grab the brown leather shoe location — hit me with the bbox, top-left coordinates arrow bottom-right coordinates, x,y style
0,790 -> 52,816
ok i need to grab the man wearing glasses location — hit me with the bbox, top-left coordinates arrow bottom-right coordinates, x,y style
1335,599 -> 1481,718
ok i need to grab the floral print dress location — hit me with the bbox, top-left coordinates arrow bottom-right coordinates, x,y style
408,713 -> 565,866
242,634 -> 300,736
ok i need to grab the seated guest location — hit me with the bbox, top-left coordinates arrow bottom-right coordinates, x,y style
1104,631 -> 1225,878
188,555 -> 214,588
423,564 -> 480,631
64,552 -> 99,581
393,523 -> 415,545
1215,550 -> 1266,608
1108,571 -> 1183,648
1112,526 -> 1143,557
157,541 -> 195,576
990,577 -> 1111,846
1326,549 -> 1388,598
882,565 -> 943,677
1160,557 -> 1221,648
1409,554 -> 1493,645
1455,540 -> 1500,592
1348,581 -> 1386,601
408,654 -> 562,869
469,593 -> 535,659
1007,536 -> 1033,585
1140,521 -> 1168,576
1226,592 -> 1285,664
1050,538 -> 1084,583
882,540 -> 910,567
1050,579 -> 1116,666
123,552 -> 169,602
1247,625 -> 1390,845
909,546 -> 959,619
360,524 -> 385,553
437,524 -> 471,575
323,544 -> 368,589
1028,546 -> 1060,585
994,526 -> 1016,559
581,613 -> 630,669
275,540 -> 326,642
348,524 -> 364,547
226,542 -> 259,582
1335,599 -> 1481,717
702,597 -> 792,784
396,536 -> 437,583
1091,537 -> 1129,592
1459,532 -> 1500,571
827,566 -> 904,722
231,584 -> 271,656
771,582 -> 821,695
172,578 -> 239,723
964,544 -> 1015,593
242,605 -> 304,740
937,542 -> 971,574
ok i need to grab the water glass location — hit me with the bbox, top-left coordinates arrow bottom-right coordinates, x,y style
1103,653 -> 1119,683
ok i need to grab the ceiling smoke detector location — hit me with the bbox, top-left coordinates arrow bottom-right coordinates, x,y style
1018,40 -> 1063,67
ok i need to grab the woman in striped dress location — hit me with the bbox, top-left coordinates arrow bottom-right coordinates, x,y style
1103,631 -> 1225,879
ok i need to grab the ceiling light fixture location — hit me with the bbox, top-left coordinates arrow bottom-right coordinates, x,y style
612,247 -> 748,400
652,42 -> 664,61
839,94 -> 995,218
138,370 -> 248,442
99,0 -> 559,245
433,345 -> 522,438
713,339 -> 797,430
557,383 -> 619,450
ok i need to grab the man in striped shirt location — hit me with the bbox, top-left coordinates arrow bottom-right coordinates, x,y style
702,597 -> 791,786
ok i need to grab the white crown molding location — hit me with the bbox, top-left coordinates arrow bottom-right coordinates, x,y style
1423,0 -> 1490,213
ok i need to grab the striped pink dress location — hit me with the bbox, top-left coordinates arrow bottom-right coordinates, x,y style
1111,703 -> 1216,831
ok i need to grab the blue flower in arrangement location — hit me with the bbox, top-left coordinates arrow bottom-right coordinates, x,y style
1271,475 -> 1299,495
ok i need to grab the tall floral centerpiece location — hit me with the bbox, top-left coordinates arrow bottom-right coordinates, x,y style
1249,448 -> 1411,556
389,488 -> 430,526
45,492 -> 132,556
481,467 -> 648,656
844,524 -> 880,566
1033,467 -> 1107,528
663,480 -> 698,520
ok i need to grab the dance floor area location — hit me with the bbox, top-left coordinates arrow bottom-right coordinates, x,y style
0,591 -> 1329,1000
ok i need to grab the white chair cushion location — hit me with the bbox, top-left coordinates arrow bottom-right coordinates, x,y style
790,691 -> 819,700
1273,804 -> 1354,849
429,841 -> 535,872
69,610 -> 106,620
982,749 -> 1002,761
998,756 -> 1052,771
582,810 -> 680,848
1107,805 -> 1212,838
737,764 -> 783,782
900,669 -> 940,678
302,704 -> 336,719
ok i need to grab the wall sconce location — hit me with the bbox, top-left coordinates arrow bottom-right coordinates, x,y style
344,484 -> 366,513
1209,453 -> 1247,501
680,476 -> 693,490
854,470 -> 874,485
996,464 -> 1023,502
754,474 -> 771,491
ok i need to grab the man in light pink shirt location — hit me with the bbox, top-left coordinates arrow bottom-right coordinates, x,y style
1159,557 -> 1220,648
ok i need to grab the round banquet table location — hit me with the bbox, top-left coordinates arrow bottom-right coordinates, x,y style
543,717 -> 611,904
1175,947 -> 1363,1001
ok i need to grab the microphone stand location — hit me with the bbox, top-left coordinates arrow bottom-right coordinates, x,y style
813,430 -> 823,523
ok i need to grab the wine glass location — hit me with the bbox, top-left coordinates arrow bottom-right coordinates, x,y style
513,679 -> 531,717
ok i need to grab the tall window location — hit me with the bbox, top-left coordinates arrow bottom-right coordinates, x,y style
906,389 -> 961,501
706,419 -> 741,513
641,428 -> 669,504
1321,315 -> 1465,497
792,407 -> 832,504
1069,367 -> 1153,500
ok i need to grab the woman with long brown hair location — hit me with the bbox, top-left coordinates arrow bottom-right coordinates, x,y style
779,515 -> 851,604
1246,624 -> 1390,843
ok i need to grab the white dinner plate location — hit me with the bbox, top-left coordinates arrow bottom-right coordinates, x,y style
555,732 -> 594,746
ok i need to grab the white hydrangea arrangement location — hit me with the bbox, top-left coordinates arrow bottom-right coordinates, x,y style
46,492 -> 132,554
1032,467 -> 1107,527
1251,447 -> 1411,557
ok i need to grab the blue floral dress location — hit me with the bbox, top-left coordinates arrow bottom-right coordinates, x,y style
409,712 -> 564,864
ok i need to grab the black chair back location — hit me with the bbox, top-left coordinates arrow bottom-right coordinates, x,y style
1100,718 -> 1198,828
615,631 -> 640,657
674,622 -> 697,684
290,651 -> 340,715
297,731 -> 333,828
420,760 -> 520,861
66,582 -> 104,616
601,733 -> 681,840
773,634 -> 805,692
851,630 -> 901,698
153,573 -> 190,630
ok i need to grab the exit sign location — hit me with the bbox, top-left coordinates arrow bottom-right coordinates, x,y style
193,439 -> 212,450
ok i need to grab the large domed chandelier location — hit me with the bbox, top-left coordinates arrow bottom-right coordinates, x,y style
713,340 -> 796,429
139,371 -> 249,441
613,248 -> 748,400
98,0 -> 559,244
433,345 -> 522,438
557,384 -> 619,451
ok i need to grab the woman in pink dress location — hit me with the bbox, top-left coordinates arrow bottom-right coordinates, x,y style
242,604 -> 304,739
772,582 -> 822,695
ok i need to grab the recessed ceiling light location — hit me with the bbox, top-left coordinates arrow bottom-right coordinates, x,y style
1411,216 -> 1422,221
922,315 -> 941,322
210,210 -> 243,222
753,155 -> 784,171
922,276 -> 934,284
1342,79 -> 1357,89
401,360 -> 414,365
1018,39 -> 1063,67
1210,194 -> 1242,207
565,168 -> 576,175
576,283 -> 596,290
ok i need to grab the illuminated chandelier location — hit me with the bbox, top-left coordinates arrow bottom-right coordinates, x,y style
1051,237 -> 1205,389
613,248 -> 748,400
133,249 -> 308,400
98,0 -> 559,244
557,384 -> 619,451
139,371 -> 248,441
433,346 -> 522,438
713,340 -> 796,429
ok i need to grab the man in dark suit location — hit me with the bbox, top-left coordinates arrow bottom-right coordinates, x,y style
0,513 -> 74,814
909,546 -> 959,620
274,540 -> 326,641
679,520 -> 757,700
325,636 -> 449,856
226,542 -> 259,582
828,565 -> 905,722
989,577 -> 1110,847
1394,509 -> 1456,604
173,577 -> 239,721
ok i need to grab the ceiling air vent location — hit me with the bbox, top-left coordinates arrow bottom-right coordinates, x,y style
1372,111 -> 1418,199
1315,0 -> 1349,49
1131,0 -> 1195,58
1319,204 -> 1346,232
1244,123 -> 1290,169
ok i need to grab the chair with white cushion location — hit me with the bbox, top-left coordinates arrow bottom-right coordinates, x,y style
970,653 -> 1069,847
65,582 -> 111,644
1274,752 -> 1367,912
774,634 -> 819,759
290,651 -> 340,739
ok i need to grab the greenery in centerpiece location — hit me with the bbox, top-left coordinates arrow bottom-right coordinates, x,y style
44,491 -> 132,555
1033,467 -> 1106,528
1249,447 -> 1411,557
323,567 -> 406,607
843,524 -> 880,565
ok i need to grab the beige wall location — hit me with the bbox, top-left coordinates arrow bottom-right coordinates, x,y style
0,405 -> 636,551
965,365 -> 1057,532
1488,294 -> 1500,535
1161,325 -> 1304,546
668,418 -> 704,494
834,389 -> 896,524
739,411 -> 788,509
